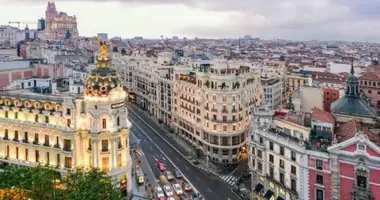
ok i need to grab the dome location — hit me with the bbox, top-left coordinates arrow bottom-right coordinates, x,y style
84,42 -> 123,98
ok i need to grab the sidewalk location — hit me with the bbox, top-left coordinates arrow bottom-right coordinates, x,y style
130,154 -> 152,200
128,103 -> 221,175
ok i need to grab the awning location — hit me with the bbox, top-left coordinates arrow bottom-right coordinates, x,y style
254,183 -> 264,193
264,190 -> 274,200
276,196 -> 285,200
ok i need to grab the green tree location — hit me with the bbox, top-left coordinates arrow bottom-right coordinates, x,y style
0,166 -> 124,200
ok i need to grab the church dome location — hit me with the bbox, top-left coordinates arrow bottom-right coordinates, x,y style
84,42 -> 123,98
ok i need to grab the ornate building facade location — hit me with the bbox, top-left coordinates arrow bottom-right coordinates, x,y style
173,59 -> 260,165
0,42 -> 132,194
45,2 -> 78,41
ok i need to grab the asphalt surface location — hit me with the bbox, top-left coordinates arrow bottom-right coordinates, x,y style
127,103 -> 241,200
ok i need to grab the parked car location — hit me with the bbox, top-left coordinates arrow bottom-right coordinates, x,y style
157,160 -> 166,171
179,194 -> 189,200
174,169 -> 182,179
172,183 -> 183,195
182,181 -> 192,191
167,197 -> 175,200
156,186 -> 165,198
191,194 -> 199,200
165,170 -> 175,181
163,185 -> 174,197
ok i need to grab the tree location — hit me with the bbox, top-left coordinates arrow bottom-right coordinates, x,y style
121,48 -> 127,56
0,166 -> 125,200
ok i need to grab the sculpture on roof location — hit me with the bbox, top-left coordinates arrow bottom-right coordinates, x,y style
97,41 -> 108,61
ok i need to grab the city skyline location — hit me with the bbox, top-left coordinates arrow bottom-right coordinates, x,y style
1,0 -> 380,41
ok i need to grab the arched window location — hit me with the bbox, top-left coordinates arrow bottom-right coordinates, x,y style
117,117 -> 120,126
102,118 -> 107,129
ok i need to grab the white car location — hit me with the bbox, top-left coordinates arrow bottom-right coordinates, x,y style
163,185 -> 174,197
172,183 -> 183,195
156,186 -> 165,198
167,197 -> 175,200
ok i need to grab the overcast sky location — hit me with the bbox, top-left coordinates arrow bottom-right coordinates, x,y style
0,0 -> 379,41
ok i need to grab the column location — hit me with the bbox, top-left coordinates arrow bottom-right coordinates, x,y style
91,140 -> 96,167
111,138 -> 116,169
113,138 -> 118,169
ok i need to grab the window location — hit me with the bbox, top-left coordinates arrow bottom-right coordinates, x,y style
45,116 -> 49,123
257,150 -> 262,159
24,132 -> 28,142
102,119 -> 107,129
280,159 -> 285,169
102,140 -> 109,152
279,172 -> 284,184
4,129 -> 8,139
16,147 -> 19,159
117,117 -> 120,126
35,114 -> 39,122
63,139 -> 71,151
56,154 -> 60,167
317,174 -> 323,184
269,154 -> 274,163
357,175 -> 367,188
14,131 -> 18,141
316,159 -> 323,170
102,157 -> 109,171
66,119 -> 71,128
222,96 -> 226,102
358,144 -> 365,151
316,189 -> 324,200
6,145 -> 9,157
34,133 -> 39,143
66,108 -> 71,115
251,147 -> 255,155
269,142 -> 273,150
25,149 -> 29,161
44,135 -> 49,145
35,150 -> 40,163
64,157 -> 72,168
88,139 -> 92,150
291,165 -> 296,175
280,146 -> 284,156
257,162 -> 262,171
14,112 -> 18,119
269,166 -> 274,177
291,179 -> 297,191
118,154 -> 122,167
4,111 -> 8,118
291,151 -> 296,161
46,152 -> 50,165
259,137 -> 263,144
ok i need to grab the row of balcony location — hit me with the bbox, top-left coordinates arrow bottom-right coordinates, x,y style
1,136 -> 71,152
204,116 -> 244,123
205,106 -> 243,113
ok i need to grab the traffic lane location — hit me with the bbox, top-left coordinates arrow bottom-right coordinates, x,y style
136,150 -> 158,189
131,122 -> 236,200
128,113 -> 193,158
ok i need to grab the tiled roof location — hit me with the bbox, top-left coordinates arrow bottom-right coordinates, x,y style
335,119 -> 380,146
358,72 -> 380,81
312,107 -> 335,124
331,95 -> 378,118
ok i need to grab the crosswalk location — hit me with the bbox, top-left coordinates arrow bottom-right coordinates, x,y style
219,175 -> 238,186
136,149 -> 145,156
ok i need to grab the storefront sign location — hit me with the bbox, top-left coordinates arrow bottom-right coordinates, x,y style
111,101 -> 125,109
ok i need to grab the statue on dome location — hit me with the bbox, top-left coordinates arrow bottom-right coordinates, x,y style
98,41 -> 108,61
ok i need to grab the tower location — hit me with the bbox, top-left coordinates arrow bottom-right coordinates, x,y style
82,41 -> 132,195
45,2 -> 57,31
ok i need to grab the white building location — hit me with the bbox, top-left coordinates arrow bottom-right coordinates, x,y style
173,58 -> 260,164
260,68 -> 283,110
0,26 -> 18,48
249,106 -> 309,200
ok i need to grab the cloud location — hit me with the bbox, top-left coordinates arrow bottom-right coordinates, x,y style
2,0 -> 380,41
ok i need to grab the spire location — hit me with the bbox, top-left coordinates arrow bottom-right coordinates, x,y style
345,58 -> 360,97
350,59 -> 355,75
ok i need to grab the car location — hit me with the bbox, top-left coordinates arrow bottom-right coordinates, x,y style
164,170 -> 175,181
163,185 -> 174,197
191,194 -> 199,200
157,160 -> 166,171
158,197 -> 166,200
174,169 -> 182,179
167,197 -> 175,200
181,181 -> 192,191
179,194 -> 189,200
156,186 -> 165,198
172,183 -> 183,195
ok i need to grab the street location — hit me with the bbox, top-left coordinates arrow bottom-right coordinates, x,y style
127,103 -> 241,200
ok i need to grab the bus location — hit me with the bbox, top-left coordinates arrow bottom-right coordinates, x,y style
135,165 -> 144,185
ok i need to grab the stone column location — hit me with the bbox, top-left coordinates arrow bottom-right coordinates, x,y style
111,138 -> 117,169
91,139 -> 97,167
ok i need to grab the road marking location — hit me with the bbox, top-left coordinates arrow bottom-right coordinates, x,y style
153,155 -> 158,161
143,139 -> 148,143
207,188 -> 212,192
129,120 -> 203,197
162,156 -> 166,161
168,149 -> 172,152
176,157 -> 180,161
196,177 -> 200,180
